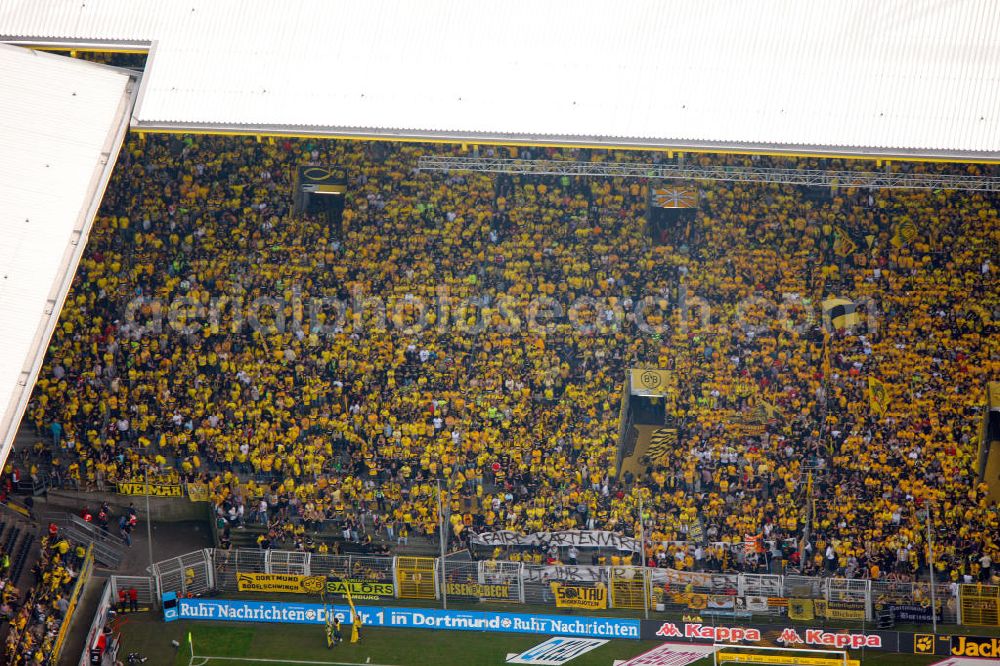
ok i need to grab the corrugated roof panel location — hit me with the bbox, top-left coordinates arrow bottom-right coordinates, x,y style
2,0 -> 999,157
0,44 -> 134,470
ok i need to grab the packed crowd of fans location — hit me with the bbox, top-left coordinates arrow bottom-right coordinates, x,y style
13,133 -> 999,584
3,531 -> 86,665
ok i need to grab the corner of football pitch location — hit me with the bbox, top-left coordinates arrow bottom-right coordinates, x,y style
112,615 -> 942,666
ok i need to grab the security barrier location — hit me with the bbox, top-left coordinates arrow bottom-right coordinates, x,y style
110,575 -> 157,606
443,560 -> 523,603
266,549 -> 310,575
609,567 -> 650,610
478,560 -> 524,603
395,556 -> 438,599
52,545 -> 94,664
826,578 -> 871,621
152,548 -> 215,598
959,584 -> 1000,627
152,548 -> 968,627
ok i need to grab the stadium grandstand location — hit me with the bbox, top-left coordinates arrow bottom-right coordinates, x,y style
0,1 -> 998,665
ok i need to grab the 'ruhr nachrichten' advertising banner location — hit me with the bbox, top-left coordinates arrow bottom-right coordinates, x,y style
175,599 -> 639,639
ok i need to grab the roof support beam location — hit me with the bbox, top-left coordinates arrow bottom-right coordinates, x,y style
417,155 -> 1000,192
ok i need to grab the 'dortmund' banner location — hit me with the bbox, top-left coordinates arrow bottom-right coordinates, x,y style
471,530 -> 639,552
236,573 -> 326,594
876,603 -> 943,624
235,573 -> 394,599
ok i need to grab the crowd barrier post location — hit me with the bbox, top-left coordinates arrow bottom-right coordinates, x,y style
391,556 -> 400,598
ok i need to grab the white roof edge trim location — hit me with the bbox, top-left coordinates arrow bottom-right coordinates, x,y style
0,36 -> 151,51
130,39 -> 158,127
0,54 -> 139,472
129,121 -> 1000,163
4,0 -> 999,162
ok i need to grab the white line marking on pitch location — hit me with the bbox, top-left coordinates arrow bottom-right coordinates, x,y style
194,655 -> 400,666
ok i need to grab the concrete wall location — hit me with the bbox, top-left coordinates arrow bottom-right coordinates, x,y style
37,489 -> 210,523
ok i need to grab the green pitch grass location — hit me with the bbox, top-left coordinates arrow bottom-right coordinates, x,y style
113,616 -> 943,666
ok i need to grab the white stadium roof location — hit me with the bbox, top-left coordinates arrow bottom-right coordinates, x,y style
0,44 -> 135,470
2,0 -> 1000,160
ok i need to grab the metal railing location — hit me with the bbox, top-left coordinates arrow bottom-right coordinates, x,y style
51,545 -> 95,664
417,155 -> 1000,192
149,548 -> 963,626
61,514 -> 125,569
110,575 -> 157,606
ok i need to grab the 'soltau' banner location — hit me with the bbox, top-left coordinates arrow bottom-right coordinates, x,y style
444,582 -> 510,601
117,481 -> 183,497
471,530 -> 638,552
176,599 -> 640,639
187,482 -> 210,502
551,583 -> 607,610
236,573 -> 326,595
950,635 -> 1000,659
877,603 -> 942,624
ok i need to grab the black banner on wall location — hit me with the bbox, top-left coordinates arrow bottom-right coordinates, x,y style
639,620 -> 951,655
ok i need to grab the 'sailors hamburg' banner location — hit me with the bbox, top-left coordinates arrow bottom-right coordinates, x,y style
326,579 -> 395,600
471,530 -> 639,552
235,573 -> 394,599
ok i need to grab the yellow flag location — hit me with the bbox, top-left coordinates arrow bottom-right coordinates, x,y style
832,226 -> 857,257
756,398 -> 782,423
788,598 -> 815,621
344,584 -> 362,643
868,377 -> 889,416
890,219 -> 918,248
